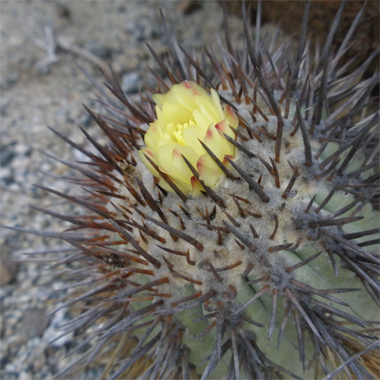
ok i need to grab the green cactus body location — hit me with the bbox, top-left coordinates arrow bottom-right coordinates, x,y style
121,94 -> 378,378
21,2 -> 379,379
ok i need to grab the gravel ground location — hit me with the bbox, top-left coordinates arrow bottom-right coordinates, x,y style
0,1 -> 248,379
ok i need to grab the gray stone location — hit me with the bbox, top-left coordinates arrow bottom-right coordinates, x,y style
0,259 -> 13,286
0,243 -> 18,286
0,73 -> 19,90
85,41 -> 112,59
0,142 -> 16,166
121,71 -> 140,94
19,309 -> 49,338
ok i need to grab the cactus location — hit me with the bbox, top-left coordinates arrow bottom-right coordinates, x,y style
15,1 -> 379,379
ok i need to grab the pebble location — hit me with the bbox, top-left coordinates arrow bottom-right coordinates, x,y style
121,71 -> 140,94
0,167 -> 14,186
0,244 -> 19,286
0,259 -> 13,286
19,309 -> 49,338
85,41 -> 112,59
0,312 -> 4,337
0,72 -> 19,90
0,99 -> 10,117
14,143 -> 31,156
0,142 -> 16,166
19,372 -> 32,380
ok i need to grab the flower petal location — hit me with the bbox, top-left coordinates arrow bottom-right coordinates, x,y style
214,119 -> 236,155
172,145 -> 200,183
215,119 -> 235,140
190,176 -> 204,194
156,143 -> 183,180
162,103 -> 191,125
203,124 -> 232,160
153,93 -> 166,109
138,148 -> 159,177
211,89 -> 225,120
144,121 -> 163,151
197,154 -> 223,187
158,175 -> 193,194
181,125 -> 207,156
156,143 -> 199,185
224,104 -> 239,129
193,109 -> 210,130
199,103 -> 219,124
170,82 -> 199,110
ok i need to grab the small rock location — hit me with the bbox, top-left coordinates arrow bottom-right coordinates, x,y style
1,371 -> 18,380
56,2 -> 71,19
0,311 -> 4,337
19,371 -> 32,380
0,99 -> 10,117
121,72 -> 140,94
85,41 -> 112,59
116,4 -> 126,13
177,0 -> 203,15
0,167 -> 14,186
0,241 -> 20,284
0,72 -> 19,90
0,259 -> 14,286
0,142 -> 17,166
19,308 -> 49,338
25,341 -> 46,372
14,143 -> 31,156
6,334 -> 28,348
125,17 -> 161,42
0,354 -> 9,370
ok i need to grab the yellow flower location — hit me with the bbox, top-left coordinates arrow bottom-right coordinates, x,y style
138,81 -> 239,194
